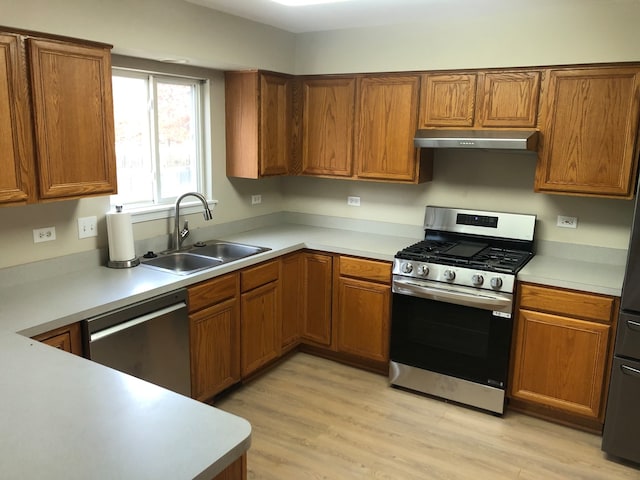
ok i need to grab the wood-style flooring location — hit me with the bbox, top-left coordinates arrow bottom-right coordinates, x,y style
215,353 -> 639,479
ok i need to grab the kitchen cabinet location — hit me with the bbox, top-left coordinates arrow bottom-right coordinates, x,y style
213,454 -> 246,480
225,70 -> 292,178
355,74 -> 429,182
32,322 -> 83,356
300,76 -> 355,177
535,66 -> 640,198
418,70 -> 541,128
301,252 -> 334,347
509,282 -> 618,432
188,273 -> 241,402
334,256 -> 391,369
281,252 -> 303,352
299,73 -> 431,183
240,259 -> 281,377
0,32 -> 34,204
0,28 -> 116,205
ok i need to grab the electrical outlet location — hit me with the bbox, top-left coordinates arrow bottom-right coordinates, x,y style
251,195 -> 262,205
347,196 -> 361,206
78,216 -> 98,239
557,215 -> 578,229
33,226 -> 56,243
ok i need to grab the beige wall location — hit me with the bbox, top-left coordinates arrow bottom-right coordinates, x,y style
0,0 -> 637,269
293,2 -> 640,74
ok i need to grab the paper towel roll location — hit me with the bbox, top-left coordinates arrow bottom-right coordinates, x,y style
106,209 -> 136,263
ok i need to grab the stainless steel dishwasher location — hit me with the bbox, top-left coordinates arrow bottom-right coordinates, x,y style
84,289 -> 191,396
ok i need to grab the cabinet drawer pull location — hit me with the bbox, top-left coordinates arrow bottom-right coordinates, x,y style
627,319 -> 640,331
621,364 -> 640,378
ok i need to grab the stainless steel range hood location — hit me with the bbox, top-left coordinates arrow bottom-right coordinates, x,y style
414,129 -> 539,151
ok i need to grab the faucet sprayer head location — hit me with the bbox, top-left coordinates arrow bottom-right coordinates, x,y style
203,208 -> 213,221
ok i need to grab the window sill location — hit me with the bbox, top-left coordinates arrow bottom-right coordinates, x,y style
114,199 -> 218,224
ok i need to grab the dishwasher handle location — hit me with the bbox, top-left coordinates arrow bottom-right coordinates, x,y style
89,302 -> 187,343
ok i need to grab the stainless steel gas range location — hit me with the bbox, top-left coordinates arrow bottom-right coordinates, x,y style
389,206 -> 536,414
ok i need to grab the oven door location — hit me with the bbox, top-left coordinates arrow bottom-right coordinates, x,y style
390,276 -> 514,390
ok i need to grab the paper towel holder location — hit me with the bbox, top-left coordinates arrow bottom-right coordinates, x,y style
107,205 -> 140,269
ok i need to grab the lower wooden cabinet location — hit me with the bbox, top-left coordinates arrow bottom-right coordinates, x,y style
212,453 -> 246,480
280,252 -> 303,351
509,282 -> 618,431
301,252 -> 333,346
188,273 -> 241,402
334,256 -> 391,367
240,260 -> 281,377
32,322 -> 83,356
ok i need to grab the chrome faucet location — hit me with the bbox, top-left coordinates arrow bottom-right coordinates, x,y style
173,192 -> 213,250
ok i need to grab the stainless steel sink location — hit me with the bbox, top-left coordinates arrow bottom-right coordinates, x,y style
141,252 -> 224,275
140,240 -> 271,275
188,241 -> 270,261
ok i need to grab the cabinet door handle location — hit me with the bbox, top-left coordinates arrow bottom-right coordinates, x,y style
627,319 -> 640,331
621,364 -> 640,378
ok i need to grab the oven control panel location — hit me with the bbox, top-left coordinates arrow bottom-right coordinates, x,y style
392,259 -> 515,293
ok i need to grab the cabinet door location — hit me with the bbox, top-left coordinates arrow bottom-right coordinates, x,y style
301,252 -> 333,346
535,67 -> 640,198
510,309 -> 611,420
0,33 -> 34,204
355,75 -> 420,181
190,297 -> 240,401
335,277 -> 390,363
260,73 -> 290,176
241,281 -> 281,377
32,322 -> 83,356
419,73 -> 477,127
28,38 -> 116,199
301,77 -> 355,177
478,70 -> 541,127
281,253 -> 303,350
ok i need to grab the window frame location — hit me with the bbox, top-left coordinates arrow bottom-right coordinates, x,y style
110,59 -> 215,223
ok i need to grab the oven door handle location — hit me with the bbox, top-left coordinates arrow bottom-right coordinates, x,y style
393,278 -> 512,312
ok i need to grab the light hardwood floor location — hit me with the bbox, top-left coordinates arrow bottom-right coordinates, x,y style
215,353 -> 639,479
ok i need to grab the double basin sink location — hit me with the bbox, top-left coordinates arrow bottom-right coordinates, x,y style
140,241 -> 271,275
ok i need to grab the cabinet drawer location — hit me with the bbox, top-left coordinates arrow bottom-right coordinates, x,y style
241,259 -> 279,292
519,283 -> 615,323
188,273 -> 238,313
339,256 -> 391,283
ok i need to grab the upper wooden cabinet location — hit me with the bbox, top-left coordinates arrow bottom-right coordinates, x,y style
0,33 -> 34,204
225,70 -> 292,178
297,74 -> 431,183
0,28 -> 116,206
419,70 -> 541,129
301,76 -> 355,177
355,74 -> 427,182
419,73 -> 477,127
535,66 -> 640,199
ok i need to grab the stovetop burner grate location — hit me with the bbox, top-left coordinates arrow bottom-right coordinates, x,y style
396,241 -> 533,274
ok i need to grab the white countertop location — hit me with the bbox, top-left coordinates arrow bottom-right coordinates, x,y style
0,221 -> 626,479
0,333 -> 250,480
519,254 -> 625,297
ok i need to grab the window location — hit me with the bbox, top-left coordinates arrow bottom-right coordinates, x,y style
111,68 -> 208,212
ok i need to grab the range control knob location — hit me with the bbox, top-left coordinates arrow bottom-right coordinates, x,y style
401,262 -> 413,274
472,274 -> 484,286
417,264 -> 429,277
490,277 -> 503,289
443,269 -> 455,281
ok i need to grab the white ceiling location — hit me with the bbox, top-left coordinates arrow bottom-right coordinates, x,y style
184,0 -> 633,34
